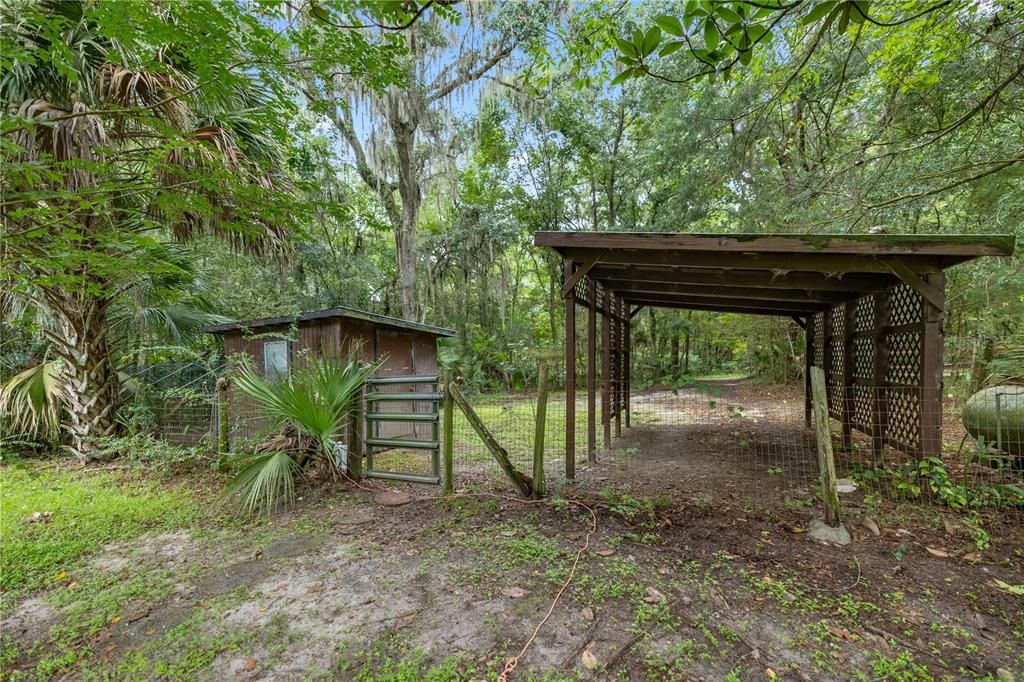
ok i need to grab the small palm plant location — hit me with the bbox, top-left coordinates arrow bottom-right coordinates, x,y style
225,356 -> 379,514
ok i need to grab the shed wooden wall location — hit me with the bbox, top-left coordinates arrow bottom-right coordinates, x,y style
220,317 -> 442,446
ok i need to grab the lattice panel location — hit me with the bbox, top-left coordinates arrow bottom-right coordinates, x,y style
852,384 -> 873,429
827,374 -> 843,419
889,283 -> 922,326
886,390 -> 921,450
852,336 -> 873,380
813,313 -> 825,367
574,276 -> 587,302
853,296 -> 875,332
830,308 -> 845,337
886,331 -> 921,386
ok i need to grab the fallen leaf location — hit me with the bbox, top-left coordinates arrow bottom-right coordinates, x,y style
580,649 -> 598,670
594,548 -> 616,557
991,579 -> 1024,596
581,607 -> 595,621
962,552 -> 981,563
54,571 -> 66,582
109,616 -> 121,624
925,546 -> 950,558
765,668 -> 778,680
504,587 -> 529,599
828,626 -> 855,641
644,587 -> 665,604
244,658 -> 256,671
942,517 -> 956,535
862,517 -> 880,536
66,581 -> 77,590
783,524 -> 806,534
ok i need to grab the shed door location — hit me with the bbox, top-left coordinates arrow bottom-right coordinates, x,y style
377,332 -> 415,376
375,332 -> 415,439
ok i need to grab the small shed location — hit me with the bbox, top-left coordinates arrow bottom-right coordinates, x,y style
204,306 -> 455,446
204,306 -> 455,379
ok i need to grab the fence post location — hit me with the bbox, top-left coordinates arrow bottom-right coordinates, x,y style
347,384 -> 363,481
443,375 -> 454,495
533,365 -> 549,499
810,366 -> 841,527
216,376 -> 230,470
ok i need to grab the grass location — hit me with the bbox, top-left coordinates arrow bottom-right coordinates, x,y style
0,459 -> 210,598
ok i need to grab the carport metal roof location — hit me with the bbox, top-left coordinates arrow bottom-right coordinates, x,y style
534,232 -> 1015,316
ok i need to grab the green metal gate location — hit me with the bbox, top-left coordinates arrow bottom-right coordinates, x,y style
363,375 -> 441,484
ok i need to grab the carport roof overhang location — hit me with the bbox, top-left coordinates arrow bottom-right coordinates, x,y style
534,232 -> 1016,316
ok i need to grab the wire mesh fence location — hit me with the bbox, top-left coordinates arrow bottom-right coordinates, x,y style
142,369 -> 1023,526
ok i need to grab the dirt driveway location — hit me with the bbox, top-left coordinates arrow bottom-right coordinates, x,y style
5,468 -> 1023,681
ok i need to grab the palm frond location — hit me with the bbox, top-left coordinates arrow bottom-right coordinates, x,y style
233,356 -> 379,455
0,361 -> 64,439
223,450 -> 298,515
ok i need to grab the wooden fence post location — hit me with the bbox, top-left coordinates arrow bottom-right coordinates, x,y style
347,384 -> 363,481
810,366 -> 841,527
533,364 -> 549,499
216,376 -> 230,470
448,382 -> 533,498
443,375 -> 454,495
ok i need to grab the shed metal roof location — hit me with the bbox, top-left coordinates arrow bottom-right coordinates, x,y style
535,231 -> 1015,316
203,306 -> 456,337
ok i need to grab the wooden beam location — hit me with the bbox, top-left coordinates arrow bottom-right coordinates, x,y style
884,258 -> 945,310
620,293 -> 827,313
604,281 -> 854,304
590,266 -> 895,293
561,252 -> 604,298
629,305 -> 644,319
792,316 -> 807,330
534,231 -> 1016,257
563,248 -> 943,274
623,298 -> 820,317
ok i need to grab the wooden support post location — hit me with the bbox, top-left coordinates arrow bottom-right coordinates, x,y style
216,376 -> 230,470
347,383 -> 363,481
804,316 -> 814,428
625,301 -> 632,428
842,302 -> 856,450
443,376 -> 454,495
811,366 -> 842,528
587,279 -> 597,462
920,272 -> 945,459
822,307 -> 833,411
871,290 -> 891,467
533,364 -> 549,499
565,259 -> 576,480
602,288 -> 611,449
449,382 -> 533,497
614,296 -> 622,438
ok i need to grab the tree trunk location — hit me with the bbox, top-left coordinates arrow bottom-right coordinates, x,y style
671,336 -> 680,375
45,290 -> 119,460
390,106 -> 420,321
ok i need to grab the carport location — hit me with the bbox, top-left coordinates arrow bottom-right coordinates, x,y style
534,232 -> 1015,479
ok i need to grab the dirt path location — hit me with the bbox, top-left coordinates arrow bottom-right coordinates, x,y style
5,472 -> 1023,681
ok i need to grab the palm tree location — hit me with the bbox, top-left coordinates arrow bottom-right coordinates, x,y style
1,1 -> 291,459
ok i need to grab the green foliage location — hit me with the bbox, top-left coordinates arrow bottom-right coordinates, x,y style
226,356 -> 378,514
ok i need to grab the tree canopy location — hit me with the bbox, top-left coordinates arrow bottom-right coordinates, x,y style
2,0 -> 1022,451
